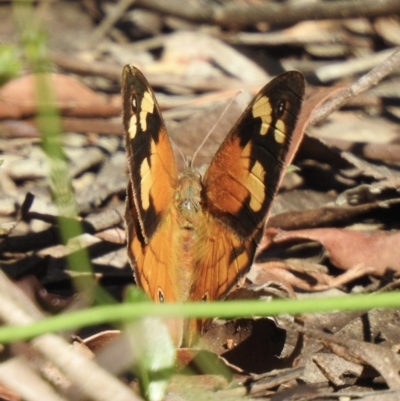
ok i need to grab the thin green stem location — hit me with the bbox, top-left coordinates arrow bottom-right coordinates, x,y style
1,291 -> 400,343
12,1 -> 111,301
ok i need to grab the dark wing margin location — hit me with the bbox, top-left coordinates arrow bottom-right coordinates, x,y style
203,71 -> 305,240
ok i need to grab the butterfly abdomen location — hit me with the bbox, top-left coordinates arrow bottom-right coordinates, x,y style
173,167 -> 207,301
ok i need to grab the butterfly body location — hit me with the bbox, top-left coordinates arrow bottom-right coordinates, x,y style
123,65 -> 305,346
175,165 -> 202,224
127,161 -> 255,299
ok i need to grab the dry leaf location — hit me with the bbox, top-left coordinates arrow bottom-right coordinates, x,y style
0,74 -> 120,118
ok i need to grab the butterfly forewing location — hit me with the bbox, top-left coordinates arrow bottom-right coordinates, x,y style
122,65 -> 178,242
203,71 -> 305,240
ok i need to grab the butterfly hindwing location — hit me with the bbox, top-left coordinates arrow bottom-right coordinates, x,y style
203,71 -> 305,240
122,65 -> 178,242
183,212 -> 258,345
125,184 -> 179,300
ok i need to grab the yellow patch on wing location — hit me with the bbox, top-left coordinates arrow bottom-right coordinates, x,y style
247,160 -> 266,211
236,141 -> 253,206
274,119 -> 286,144
252,95 -> 272,135
140,156 -> 152,210
128,114 -> 137,139
239,143 -> 266,211
239,142 -> 252,177
140,91 -> 155,131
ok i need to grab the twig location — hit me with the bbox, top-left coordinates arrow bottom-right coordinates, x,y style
84,203 -> 125,232
315,48 -> 399,82
0,271 -> 140,401
268,199 -> 400,231
310,47 -> 400,126
227,30 -> 345,47
88,0 -> 136,46
1,118 -> 124,138
0,357 -> 67,401
61,117 -> 123,136
51,53 -> 121,80
75,153 -> 127,214
51,52 -> 242,91
135,0 -> 400,28
3,203 -> 125,254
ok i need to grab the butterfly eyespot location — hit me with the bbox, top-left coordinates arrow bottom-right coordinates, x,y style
276,100 -> 286,117
158,289 -> 165,303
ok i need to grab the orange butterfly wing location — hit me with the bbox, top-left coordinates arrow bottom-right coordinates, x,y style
122,65 -> 177,242
122,65 -> 305,346
203,71 -> 305,240
184,72 -> 305,345
184,214 -> 257,345
123,65 -> 180,305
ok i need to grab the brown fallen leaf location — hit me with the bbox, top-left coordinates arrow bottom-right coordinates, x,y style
260,227 -> 400,277
247,260 -> 363,292
0,74 -> 121,119
252,253 -> 380,292
243,262 -> 297,296
297,324 -> 400,390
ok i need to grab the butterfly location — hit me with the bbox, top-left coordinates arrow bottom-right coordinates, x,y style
122,65 -> 305,347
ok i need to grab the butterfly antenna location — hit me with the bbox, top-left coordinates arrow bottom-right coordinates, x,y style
192,92 -> 243,166
170,136 -> 187,165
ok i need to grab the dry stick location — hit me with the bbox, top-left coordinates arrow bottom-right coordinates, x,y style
310,47 -> 400,126
0,358 -> 67,401
124,35 -> 166,52
0,271 -> 140,401
88,0 -> 136,45
62,117 -> 123,136
26,202 -> 125,234
315,48 -> 399,83
51,53 -> 121,80
216,0 -> 400,27
227,30 -> 345,47
51,52 -> 241,91
0,118 -> 124,138
135,0 -> 400,28
3,204 -> 125,255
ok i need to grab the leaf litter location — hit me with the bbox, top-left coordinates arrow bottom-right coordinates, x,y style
1,1 -> 400,400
